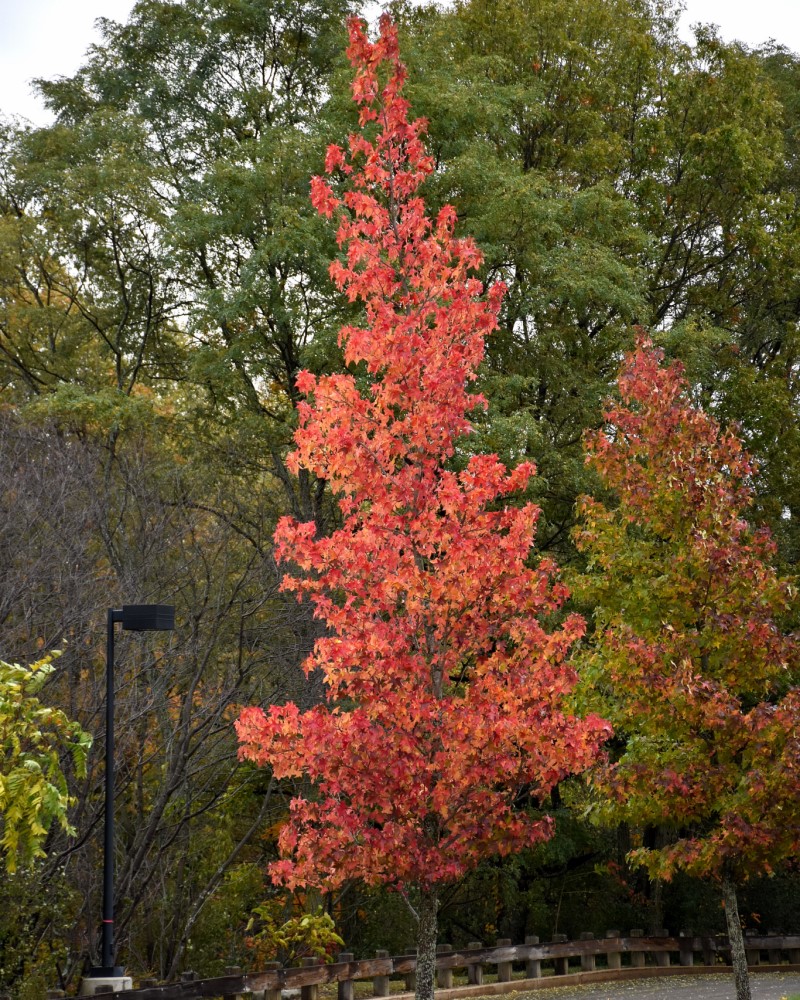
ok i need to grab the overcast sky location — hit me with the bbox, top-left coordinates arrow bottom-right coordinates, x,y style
1,0 -> 799,125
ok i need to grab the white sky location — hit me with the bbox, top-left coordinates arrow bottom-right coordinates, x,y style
0,0 -> 799,126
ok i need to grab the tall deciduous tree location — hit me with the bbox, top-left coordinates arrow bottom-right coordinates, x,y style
237,17 -> 608,1000
573,337 -> 800,1000
395,0 -> 800,561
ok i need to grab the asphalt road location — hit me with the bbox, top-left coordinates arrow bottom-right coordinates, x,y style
511,973 -> 800,1000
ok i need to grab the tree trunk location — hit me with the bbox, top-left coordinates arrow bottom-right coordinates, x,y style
722,875 -> 752,1000
415,887 -> 439,1000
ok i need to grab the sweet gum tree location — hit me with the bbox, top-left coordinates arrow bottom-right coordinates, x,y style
237,16 -> 609,1000
573,337 -> 800,1000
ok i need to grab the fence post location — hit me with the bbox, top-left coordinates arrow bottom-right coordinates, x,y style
437,944 -> 453,989
260,961 -> 281,1000
679,931 -> 694,967
524,935 -> 541,979
496,938 -> 513,983
580,932 -> 595,972
301,956 -> 321,1000
374,950 -> 390,996
403,952 -> 417,994
338,952 -> 355,1000
654,929 -> 670,967
605,930 -> 621,971
467,943 -> 483,986
742,931 -> 759,968
223,965 -> 242,1000
767,933 -> 781,965
630,929 -> 645,968
551,934 -> 568,976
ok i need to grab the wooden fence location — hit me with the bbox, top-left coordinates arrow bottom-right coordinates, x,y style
71,931 -> 800,999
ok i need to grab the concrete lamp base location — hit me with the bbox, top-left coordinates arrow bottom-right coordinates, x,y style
79,974 -> 133,995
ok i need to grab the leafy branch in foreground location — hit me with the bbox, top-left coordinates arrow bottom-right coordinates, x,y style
0,651 -> 91,872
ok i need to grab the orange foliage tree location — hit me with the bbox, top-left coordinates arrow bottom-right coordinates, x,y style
573,338 -> 800,1000
237,17 -> 608,1000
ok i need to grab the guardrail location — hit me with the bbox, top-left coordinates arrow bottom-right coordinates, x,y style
69,930 -> 800,999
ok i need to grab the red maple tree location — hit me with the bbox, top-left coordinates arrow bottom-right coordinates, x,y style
573,337 -> 800,1000
237,16 -> 608,1000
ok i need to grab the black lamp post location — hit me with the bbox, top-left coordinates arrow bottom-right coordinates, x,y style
91,605 -> 175,977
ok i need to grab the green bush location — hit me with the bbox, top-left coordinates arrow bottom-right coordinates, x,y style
0,652 -> 91,871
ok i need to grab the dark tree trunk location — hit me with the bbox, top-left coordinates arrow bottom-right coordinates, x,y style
722,875 -> 752,1000
415,887 -> 438,1000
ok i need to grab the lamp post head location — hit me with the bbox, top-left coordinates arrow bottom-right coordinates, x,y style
113,604 -> 175,631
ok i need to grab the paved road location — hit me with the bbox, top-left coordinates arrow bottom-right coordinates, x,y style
512,973 -> 800,1000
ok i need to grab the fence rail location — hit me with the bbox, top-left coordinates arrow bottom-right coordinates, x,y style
75,931 -> 800,999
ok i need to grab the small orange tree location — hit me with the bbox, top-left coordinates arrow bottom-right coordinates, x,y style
237,17 -> 608,1000
574,337 -> 800,1000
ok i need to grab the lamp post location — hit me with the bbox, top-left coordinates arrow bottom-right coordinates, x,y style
91,605 -> 175,980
